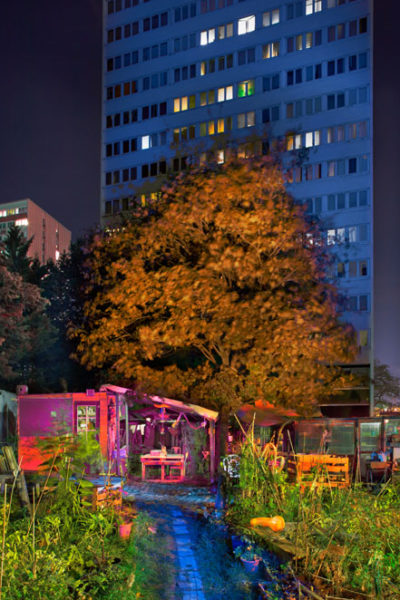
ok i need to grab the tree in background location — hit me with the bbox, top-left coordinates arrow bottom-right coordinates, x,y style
73,156 -> 356,445
40,240 -> 99,391
0,263 -> 54,389
2,224 -> 48,284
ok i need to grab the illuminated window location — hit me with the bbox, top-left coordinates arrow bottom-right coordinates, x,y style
217,85 -> 233,102
142,135 -> 150,149
237,111 -> 255,128
217,118 -> 224,133
217,150 -> 225,164
263,8 -> 280,26
237,80 -> 255,98
15,218 -> 28,227
238,15 -> 255,35
77,405 -> 97,434
305,130 -> 320,147
208,121 -> 215,135
200,28 -> 216,45
296,34 -> 303,51
305,0 -> 321,15
305,32 -> 313,48
327,230 -> 335,245
263,41 -> 280,59
359,330 -> 369,347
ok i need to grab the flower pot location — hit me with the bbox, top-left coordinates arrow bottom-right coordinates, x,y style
240,556 -> 261,574
119,521 -> 133,539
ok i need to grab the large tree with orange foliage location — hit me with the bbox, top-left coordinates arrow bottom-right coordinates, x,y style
74,156 -> 356,422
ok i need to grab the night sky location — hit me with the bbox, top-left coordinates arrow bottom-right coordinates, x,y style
0,0 -> 102,240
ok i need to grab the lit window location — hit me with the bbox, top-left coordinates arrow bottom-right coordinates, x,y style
337,228 -> 345,243
296,34 -> 303,51
327,229 -> 336,245
208,121 -> 215,135
142,135 -> 150,149
349,226 -> 357,243
305,32 -> 313,48
263,8 -> 280,26
181,96 -> 188,111
15,218 -> 28,227
237,79 -> 255,98
55,250 -> 60,261
217,150 -> 225,164
263,41 -> 280,59
237,113 -> 246,129
327,127 -> 334,143
328,161 -> 335,177
238,15 -> 255,35
200,122 -> 207,136
174,98 -> 180,113
200,28 -> 215,45
306,0 -> 322,14
217,118 -> 224,133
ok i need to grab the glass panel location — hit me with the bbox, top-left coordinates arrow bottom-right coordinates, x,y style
360,421 -> 381,452
329,423 -> 355,454
296,422 -> 325,453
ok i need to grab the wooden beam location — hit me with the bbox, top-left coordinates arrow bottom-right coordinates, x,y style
209,420 -> 216,483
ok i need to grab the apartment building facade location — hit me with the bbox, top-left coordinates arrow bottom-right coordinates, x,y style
102,0 -> 372,364
0,199 -> 71,264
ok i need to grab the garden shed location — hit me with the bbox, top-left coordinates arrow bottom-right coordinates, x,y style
17,386 -> 218,482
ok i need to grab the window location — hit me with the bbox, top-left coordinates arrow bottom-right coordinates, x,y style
237,111 -> 255,128
263,41 -> 280,59
263,74 -> 280,91
238,15 -> 255,35
174,95 -> 195,112
286,134 -> 302,151
305,0 -> 321,14
217,85 -> 233,101
200,28 -> 216,45
218,22 -> 233,39
305,130 -> 320,147
238,79 -> 255,97
296,34 -> 303,51
263,9 -> 280,26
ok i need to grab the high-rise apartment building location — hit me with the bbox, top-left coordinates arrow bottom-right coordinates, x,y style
0,199 -> 71,264
102,0 -> 372,368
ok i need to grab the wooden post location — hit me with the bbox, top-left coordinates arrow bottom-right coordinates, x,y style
209,420 -> 216,483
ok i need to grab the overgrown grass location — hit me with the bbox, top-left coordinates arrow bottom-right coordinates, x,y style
224,427 -> 400,599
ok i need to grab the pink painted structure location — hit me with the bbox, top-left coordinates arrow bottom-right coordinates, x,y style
17,389 -> 126,473
17,385 -> 219,482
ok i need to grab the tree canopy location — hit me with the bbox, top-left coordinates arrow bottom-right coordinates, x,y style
73,156 -> 356,416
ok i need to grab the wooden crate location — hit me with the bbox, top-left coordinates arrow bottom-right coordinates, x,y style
288,454 -> 350,490
92,486 -> 122,510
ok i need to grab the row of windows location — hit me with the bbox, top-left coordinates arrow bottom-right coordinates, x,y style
174,33 -> 196,53
288,155 -> 369,184
263,86 -> 368,123
286,121 -> 368,150
106,11 -> 366,53
107,0 -> 145,15
339,294 -> 369,313
105,81 -> 368,129
303,190 -> 368,216
105,130 -> 168,156
107,0 -> 358,23
326,224 -> 369,245
336,259 -> 369,279
105,159 -> 167,185
106,101 -> 167,128
105,39 -> 368,95
107,11 -> 167,43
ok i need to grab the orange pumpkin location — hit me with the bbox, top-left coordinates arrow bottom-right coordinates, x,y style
250,516 -> 285,532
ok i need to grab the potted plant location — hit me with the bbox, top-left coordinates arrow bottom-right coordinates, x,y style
234,542 -> 263,574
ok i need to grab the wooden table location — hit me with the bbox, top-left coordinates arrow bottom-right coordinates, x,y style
140,453 -> 185,482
